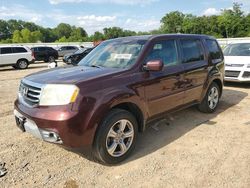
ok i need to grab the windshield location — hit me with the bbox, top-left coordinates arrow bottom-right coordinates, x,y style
78,39 -> 146,69
224,43 -> 250,56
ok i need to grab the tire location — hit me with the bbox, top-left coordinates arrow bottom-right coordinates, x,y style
93,109 -> 138,164
48,56 -> 55,63
198,82 -> 220,113
16,59 -> 28,69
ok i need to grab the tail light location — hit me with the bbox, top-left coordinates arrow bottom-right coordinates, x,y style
31,50 -> 35,59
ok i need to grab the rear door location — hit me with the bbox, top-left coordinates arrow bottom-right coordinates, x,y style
179,38 -> 208,104
0,47 -> 14,65
143,39 -> 185,117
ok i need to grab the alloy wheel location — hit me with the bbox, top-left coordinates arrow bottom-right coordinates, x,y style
208,87 -> 219,109
106,119 -> 134,157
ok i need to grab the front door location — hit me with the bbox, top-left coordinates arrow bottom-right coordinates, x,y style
143,39 -> 185,117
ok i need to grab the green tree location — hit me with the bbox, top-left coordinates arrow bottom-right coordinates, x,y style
40,28 -> 58,42
160,11 -> 185,33
0,20 -> 11,40
103,27 -> 124,39
218,2 -> 245,37
68,26 -> 88,42
7,20 -> 24,33
55,23 -> 72,38
57,36 -> 67,42
31,30 -> 43,42
21,28 -> 32,43
92,31 -> 105,41
12,30 -> 22,43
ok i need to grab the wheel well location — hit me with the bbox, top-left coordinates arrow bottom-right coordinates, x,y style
17,58 -> 28,63
212,79 -> 223,97
111,103 -> 144,132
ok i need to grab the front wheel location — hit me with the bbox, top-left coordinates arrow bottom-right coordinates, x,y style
93,109 -> 138,164
198,82 -> 220,113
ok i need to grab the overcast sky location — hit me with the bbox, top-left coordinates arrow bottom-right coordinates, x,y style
0,0 -> 249,34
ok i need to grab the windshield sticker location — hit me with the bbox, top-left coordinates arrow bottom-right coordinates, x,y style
114,54 -> 132,60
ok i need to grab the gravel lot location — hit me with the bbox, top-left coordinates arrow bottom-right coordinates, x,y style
0,62 -> 250,188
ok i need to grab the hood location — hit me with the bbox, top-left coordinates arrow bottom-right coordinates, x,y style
25,65 -> 121,84
224,56 -> 250,65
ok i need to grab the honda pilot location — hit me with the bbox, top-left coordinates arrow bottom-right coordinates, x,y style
14,34 -> 224,164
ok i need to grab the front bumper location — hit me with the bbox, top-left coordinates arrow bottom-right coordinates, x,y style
14,100 -> 96,148
14,109 -> 62,144
225,65 -> 250,82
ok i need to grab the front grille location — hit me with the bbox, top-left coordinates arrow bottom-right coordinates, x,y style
242,71 -> 250,78
225,70 -> 240,78
19,81 -> 42,106
225,64 -> 244,67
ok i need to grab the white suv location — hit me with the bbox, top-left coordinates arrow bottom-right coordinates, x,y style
0,46 -> 35,69
224,42 -> 250,82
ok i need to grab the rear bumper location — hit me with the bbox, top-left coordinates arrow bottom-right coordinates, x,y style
29,59 -> 35,64
14,100 -> 96,148
225,65 -> 250,82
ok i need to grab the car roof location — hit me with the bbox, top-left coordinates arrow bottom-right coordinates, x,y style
108,34 -> 215,43
0,45 -> 28,48
60,45 -> 78,47
31,46 -> 52,48
227,42 -> 250,45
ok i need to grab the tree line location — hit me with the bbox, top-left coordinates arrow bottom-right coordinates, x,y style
0,3 -> 249,44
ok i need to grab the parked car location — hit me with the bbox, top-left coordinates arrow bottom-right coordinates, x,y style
63,48 -> 94,65
31,46 -> 58,62
14,34 -> 224,164
224,42 -> 250,82
57,46 -> 79,57
0,46 -> 34,69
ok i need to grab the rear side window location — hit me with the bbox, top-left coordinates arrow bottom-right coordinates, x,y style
146,40 -> 178,67
13,47 -> 27,53
0,47 -> 12,54
206,39 -> 222,60
180,39 -> 204,63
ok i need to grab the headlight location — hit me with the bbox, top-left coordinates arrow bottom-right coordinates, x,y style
247,64 -> 250,68
39,84 -> 79,106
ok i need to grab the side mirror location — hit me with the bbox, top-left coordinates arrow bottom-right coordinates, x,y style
144,60 -> 163,71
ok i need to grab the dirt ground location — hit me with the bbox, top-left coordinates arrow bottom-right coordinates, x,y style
0,62 -> 250,188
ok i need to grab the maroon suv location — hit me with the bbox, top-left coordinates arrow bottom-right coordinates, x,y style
14,34 -> 224,164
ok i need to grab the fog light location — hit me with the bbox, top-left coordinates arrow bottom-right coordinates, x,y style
39,129 -> 63,144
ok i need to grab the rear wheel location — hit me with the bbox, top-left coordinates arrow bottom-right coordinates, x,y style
198,82 -> 220,113
16,59 -> 28,69
93,109 -> 138,164
48,56 -> 55,62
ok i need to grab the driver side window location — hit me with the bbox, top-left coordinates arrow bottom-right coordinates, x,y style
146,40 -> 178,67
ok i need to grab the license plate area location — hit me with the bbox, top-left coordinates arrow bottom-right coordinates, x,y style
15,115 -> 26,132
14,110 -> 43,140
